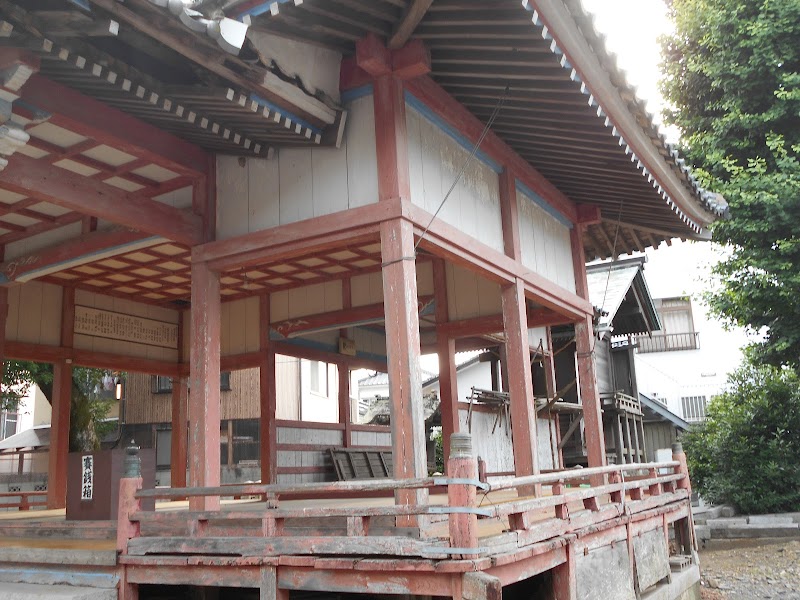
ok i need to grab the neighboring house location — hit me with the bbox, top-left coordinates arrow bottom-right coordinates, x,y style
577,258 -> 688,463
633,296 -> 726,422
0,384 -> 52,491
120,356 -> 344,486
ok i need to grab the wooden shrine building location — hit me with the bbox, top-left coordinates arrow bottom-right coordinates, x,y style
0,1 -> 725,599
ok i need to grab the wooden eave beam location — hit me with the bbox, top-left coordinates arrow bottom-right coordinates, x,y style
0,227 -> 158,284
271,296 -> 433,339
388,0 -> 433,50
87,0 -> 334,128
20,75 -> 208,177
0,154 -> 203,246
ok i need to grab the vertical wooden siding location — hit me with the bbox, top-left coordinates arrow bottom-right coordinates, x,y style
405,105 -> 504,254
215,94 -> 378,240
517,188 -> 576,294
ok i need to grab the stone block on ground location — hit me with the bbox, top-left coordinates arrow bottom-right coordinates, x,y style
747,514 -> 795,525
711,523 -> 800,539
706,518 -> 747,528
694,525 -> 710,541
0,583 -> 116,600
718,506 -> 736,518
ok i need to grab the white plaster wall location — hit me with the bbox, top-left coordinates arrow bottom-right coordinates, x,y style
406,105 -> 504,254
517,188 -> 576,293
216,94 -> 378,240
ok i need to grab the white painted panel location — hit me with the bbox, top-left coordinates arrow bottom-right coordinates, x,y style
248,158 -> 280,231
216,155 -> 249,240
446,263 -> 502,321
214,95 -> 378,240
528,327 -> 549,351
5,282 -> 62,345
537,417 -> 556,470
219,296 -> 260,356
279,148 -> 314,223
459,409 -> 514,473
350,271 -> 383,308
517,188 -> 576,294
405,105 -> 503,254
345,95 -> 378,208
312,146 -> 348,217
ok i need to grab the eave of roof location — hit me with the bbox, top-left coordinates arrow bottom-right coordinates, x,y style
239,0 -> 723,258
639,393 -> 690,431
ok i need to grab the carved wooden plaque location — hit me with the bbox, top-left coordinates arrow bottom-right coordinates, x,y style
74,305 -> 178,349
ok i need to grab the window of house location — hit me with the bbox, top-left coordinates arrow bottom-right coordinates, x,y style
155,429 -> 172,469
0,412 -> 18,440
153,375 -> 173,394
681,395 -> 707,422
309,360 -> 328,396
152,373 -> 233,394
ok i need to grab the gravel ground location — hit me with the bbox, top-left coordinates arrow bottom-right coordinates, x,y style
699,538 -> 800,599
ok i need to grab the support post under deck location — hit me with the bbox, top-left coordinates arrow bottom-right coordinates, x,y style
502,278 -> 538,479
434,258 -> 459,464
380,218 -> 428,520
170,377 -> 188,488
260,293 -> 277,485
571,224 -> 606,475
188,260 -> 221,510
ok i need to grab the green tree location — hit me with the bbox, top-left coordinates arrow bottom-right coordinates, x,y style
2,360 -> 114,452
661,0 -> 800,368
682,361 -> 800,513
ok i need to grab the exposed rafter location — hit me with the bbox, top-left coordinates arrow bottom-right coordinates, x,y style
388,0 -> 434,50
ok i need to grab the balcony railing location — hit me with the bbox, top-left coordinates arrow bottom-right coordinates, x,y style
635,332 -> 699,354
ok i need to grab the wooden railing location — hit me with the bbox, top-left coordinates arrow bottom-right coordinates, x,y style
116,438 -> 693,560
0,490 -> 47,511
635,332 -> 700,353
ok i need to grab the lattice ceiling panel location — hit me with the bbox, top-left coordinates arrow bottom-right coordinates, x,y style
43,241 -> 387,307
0,120 -> 191,247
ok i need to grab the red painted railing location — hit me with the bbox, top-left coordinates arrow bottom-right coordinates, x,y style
116,439 -> 693,561
0,490 -> 47,511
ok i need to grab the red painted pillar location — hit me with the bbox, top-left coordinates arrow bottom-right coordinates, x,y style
0,288 -> 7,370
381,218 -> 428,515
433,258 -> 459,464
188,260 -> 221,510
259,293 -> 277,485
501,278 -> 538,479
47,360 -> 72,509
47,287 -> 75,510
373,64 -> 427,516
570,225 -> 606,472
170,376 -> 188,488
337,362 -> 352,446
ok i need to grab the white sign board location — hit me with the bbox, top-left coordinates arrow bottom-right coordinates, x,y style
81,455 -> 94,501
